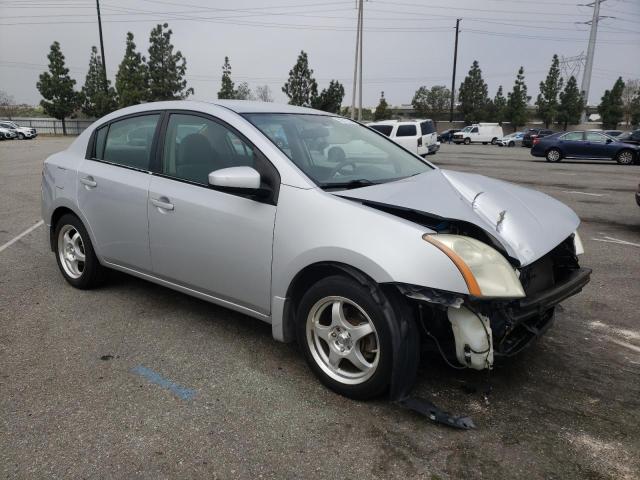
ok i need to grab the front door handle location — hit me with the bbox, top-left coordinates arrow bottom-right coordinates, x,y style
151,197 -> 174,211
80,176 -> 97,188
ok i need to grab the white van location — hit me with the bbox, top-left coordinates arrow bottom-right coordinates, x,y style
453,123 -> 504,145
368,119 -> 439,156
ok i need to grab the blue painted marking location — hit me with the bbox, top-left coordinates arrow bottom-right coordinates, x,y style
131,365 -> 196,401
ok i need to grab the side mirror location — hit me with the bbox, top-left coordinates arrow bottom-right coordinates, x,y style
606,138 -> 613,144
208,166 -> 270,198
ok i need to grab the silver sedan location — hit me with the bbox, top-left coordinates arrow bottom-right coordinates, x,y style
42,101 -> 591,401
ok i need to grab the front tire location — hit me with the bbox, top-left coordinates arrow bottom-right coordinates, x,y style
508,141 -> 515,147
18,133 -> 25,140
546,148 -> 562,162
54,213 -> 105,289
616,149 -> 635,165
296,275 -> 394,400
463,137 -> 471,145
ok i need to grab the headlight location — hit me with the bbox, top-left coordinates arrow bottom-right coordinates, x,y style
423,234 -> 525,298
573,231 -> 584,255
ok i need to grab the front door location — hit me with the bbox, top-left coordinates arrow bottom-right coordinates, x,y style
77,113 -> 161,272
148,112 -> 278,314
583,131 -> 612,158
558,131 -> 584,157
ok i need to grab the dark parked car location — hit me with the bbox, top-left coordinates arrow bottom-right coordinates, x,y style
522,128 -> 554,147
531,130 -> 640,165
618,129 -> 640,146
437,129 -> 460,143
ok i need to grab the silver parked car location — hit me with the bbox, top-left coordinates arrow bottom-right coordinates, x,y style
42,101 -> 591,401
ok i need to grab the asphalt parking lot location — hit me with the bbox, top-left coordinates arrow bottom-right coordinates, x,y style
1,137 -> 639,479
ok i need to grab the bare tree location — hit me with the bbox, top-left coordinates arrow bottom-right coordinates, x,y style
255,85 -> 273,102
622,78 -> 640,126
0,90 -> 20,119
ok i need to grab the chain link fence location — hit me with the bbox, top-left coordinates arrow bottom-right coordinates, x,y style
4,117 -> 95,135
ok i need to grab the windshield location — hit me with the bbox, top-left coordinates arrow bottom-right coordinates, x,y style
461,126 -> 472,133
244,113 -> 433,188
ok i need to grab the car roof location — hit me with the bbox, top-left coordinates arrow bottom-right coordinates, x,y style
210,100 -> 329,115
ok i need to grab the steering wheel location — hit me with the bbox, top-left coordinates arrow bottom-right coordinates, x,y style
328,160 -> 357,179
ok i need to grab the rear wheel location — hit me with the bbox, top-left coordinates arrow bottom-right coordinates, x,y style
296,275 -> 394,400
463,137 -> 471,145
491,137 -> 498,145
54,213 -> 105,289
546,148 -> 562,162
616,149 -> 635,165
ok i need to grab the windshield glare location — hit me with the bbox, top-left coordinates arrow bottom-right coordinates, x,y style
461,126 -> 472,133
243,113 -> 433,188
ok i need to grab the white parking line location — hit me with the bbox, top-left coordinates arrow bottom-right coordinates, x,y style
592,236 -> 640,248
0,220 -> 44,254
562,190 -> 607,197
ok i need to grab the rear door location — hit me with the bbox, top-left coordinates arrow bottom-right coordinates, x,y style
393,123 -> 418,152
147,112 -> 278,314
77,113 -> 161,272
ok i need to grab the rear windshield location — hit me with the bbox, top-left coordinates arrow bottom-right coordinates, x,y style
369,124 -> 393,136
396,124 -> 417,137
420,121 -> 435,135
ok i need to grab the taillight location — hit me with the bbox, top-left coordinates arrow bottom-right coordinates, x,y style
533,137 -> 540,145
417,137 -> 423,147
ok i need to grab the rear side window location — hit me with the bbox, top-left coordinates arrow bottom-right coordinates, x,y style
369,124 -> 393,136
471,127 -> 479,133
98,114 -> 160,170
396,124 -> 417,137
420,121 -> 435,135
562,132 -> 583,141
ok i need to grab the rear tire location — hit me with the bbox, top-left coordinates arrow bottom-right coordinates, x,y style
54,213 -> 105,289
296,275 -> 395,400
616,149 -> 635,165
491,137 -> 498,145
463,137 -> 471,145
546,148 -> 562,162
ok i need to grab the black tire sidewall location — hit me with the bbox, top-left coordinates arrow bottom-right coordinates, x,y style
54,213 -> 104,289
296,275 -> 394,400
464,138 -> 470,145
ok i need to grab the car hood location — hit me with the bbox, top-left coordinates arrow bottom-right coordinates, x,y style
336,169 -> 580,266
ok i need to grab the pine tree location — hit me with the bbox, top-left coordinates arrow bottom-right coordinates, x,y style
598,77 -> 625,129
536,54 -> 564,128
412,85 -> 450,125
234,82 -> 254,100
80,46 -> 117,118
458,60 -> 489,123
147,23 -> 193,101
312,80 -> 345,113
373,91 -> 389,120
491,85 -> 507,123
557,76 -> 583,130
505,67 -> 530,132
36,41 -> 79,135
631,92 -> 640,127
218,56 -> 235,99
282,50 -> 318,107
115,32 -> 149,108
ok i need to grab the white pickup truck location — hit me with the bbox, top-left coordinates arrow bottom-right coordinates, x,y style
453,123 -> 503,145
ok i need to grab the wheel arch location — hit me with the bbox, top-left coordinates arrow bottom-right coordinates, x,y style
616,147 -> 637,164
48,204 -> 99,256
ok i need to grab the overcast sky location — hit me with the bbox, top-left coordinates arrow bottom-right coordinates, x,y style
1,0 -> 638,109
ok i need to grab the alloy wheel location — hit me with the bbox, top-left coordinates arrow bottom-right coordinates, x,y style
617,150 -> 634,165
306,296 -> 379,385
57,224 -> 86,279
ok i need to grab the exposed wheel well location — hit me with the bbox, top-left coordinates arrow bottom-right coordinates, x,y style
281,262 -> 380,343
49,206 -> 76,251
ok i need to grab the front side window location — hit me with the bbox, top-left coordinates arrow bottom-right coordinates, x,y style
585,132 -> 606,143
562,131 -> 583,141
369,124 -> 393,136
162,113 -> 255,185
99,114 -> 160,170
396,124 -> 417,137
244,113 -> 433,189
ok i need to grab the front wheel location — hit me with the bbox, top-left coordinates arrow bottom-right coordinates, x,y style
18,133 -> 25,140
463,137 -> 471,145
508,141 -> 515,147
616,149 -> 635,165
296,275 -> 394,400
546,148 -> 562,162
54,213 -> 105,289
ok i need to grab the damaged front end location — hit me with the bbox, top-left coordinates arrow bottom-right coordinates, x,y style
397,235 -> 591,370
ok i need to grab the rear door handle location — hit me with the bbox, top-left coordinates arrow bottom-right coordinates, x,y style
80,176 -> 97,188
151,197 -> 174,211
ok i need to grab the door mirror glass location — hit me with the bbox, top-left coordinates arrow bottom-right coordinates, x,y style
208,166 -> 264,194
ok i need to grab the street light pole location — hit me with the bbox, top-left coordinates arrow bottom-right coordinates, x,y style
96,0 -> 108,91
449,18 -> 461,123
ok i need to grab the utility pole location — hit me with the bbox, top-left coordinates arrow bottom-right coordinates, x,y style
449,19 -> 461,122
351,0 -> 364,120
96,0 -> 108,91
578,0 -> 612,122
358,0 -> 363,121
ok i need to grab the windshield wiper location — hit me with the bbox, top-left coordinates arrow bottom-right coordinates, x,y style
319,179 -> 376,190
